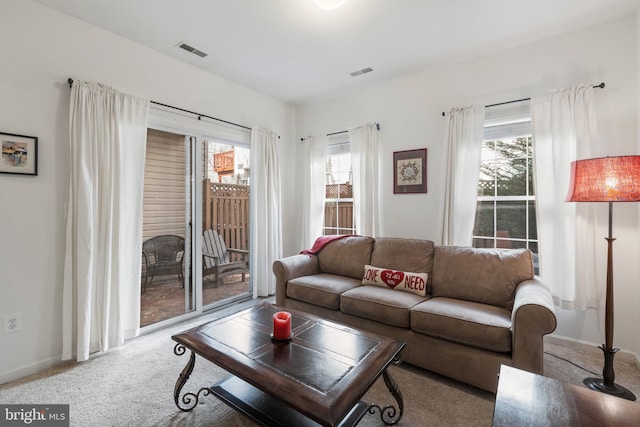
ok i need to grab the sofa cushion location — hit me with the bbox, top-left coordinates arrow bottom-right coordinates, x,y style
287,274 -> 361,310
362,265 -> 428,296
411,297 -> 512,353
370,237 -> 434,275
431,246 -> 533,310
340,285 -> 427,328
317,236 -> 375,280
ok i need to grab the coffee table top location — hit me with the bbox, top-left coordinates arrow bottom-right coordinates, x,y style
172,302 -> 405,426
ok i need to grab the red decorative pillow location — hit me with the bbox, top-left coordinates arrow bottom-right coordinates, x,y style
362,265 -> 428,296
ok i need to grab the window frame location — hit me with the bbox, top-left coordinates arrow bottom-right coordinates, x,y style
472,100 -> 539,271
323,140 -> 356,236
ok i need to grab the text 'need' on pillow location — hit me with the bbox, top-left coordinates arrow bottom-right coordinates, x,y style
362,265 -> 427,296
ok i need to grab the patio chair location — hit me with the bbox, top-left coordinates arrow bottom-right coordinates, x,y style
142,235 -> 185,292
203,229 -> 248,287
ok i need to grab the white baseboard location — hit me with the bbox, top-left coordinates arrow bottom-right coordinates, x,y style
546,334 -> 640,369
0,355 -> 63,385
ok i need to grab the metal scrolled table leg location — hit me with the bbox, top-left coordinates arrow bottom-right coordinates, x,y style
173,343 -> 211,412
368,362 -> 404,425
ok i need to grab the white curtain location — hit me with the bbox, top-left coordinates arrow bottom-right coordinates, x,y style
300,135 -> 327,249
532,84 -> 600,310
349,123 -> 380,237
250,127 -> 283,297
62,81 -> 150,362
441,105 -> 485,246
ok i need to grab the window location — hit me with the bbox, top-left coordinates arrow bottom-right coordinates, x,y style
323,142 -> 355,235
472,100 -> 539,273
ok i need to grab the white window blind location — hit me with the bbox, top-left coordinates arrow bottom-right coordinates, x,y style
483,100 -> 531,140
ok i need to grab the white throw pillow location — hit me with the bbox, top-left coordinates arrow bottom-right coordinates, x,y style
362,264 -> 428,296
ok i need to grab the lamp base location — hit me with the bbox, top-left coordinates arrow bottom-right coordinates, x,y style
583,378 -> 636,401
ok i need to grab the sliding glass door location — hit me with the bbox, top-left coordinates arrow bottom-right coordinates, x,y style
138,106 -> 254,330
140,129 -> 195,327
201,138 -> 252,309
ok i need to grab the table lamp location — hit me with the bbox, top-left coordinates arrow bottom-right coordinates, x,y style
566,155 -> 640,401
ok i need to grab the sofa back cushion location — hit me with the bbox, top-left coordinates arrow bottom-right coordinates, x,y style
370,238 -> 434,275
431,246 -> 534,310
370,237 -> 434,294
317,235 -> 374,280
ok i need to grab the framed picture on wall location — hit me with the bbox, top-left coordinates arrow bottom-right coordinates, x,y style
393,148 -> 427,194
0,132 -> 38,176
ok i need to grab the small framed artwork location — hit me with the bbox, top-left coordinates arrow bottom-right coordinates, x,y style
394,148 -> 427,194
0,132 -> 38,176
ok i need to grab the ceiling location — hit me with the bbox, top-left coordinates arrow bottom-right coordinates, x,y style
34,0 -> 639,105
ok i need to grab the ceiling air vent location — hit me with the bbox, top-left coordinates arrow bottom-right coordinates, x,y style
350,67 -> 373,77
177,42 -> 208,58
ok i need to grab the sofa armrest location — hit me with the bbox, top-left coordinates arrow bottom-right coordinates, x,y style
511,277 -> 557,374
273,254 -> 320,306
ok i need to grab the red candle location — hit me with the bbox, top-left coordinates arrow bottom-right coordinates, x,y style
273,311 -> 291,339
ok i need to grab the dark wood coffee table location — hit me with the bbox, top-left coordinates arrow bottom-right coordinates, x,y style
171,302 -> 405,426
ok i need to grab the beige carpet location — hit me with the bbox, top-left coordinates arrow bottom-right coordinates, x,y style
1,303 -> 639,426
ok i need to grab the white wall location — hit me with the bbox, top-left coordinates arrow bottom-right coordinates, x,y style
296,16 -> 640,357
2,0 -> 638,384
0,0 -> 297,383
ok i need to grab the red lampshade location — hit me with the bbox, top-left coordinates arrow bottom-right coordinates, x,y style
566,155 -> 640,202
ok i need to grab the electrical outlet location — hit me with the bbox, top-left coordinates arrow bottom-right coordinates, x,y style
3,313 -> 22,334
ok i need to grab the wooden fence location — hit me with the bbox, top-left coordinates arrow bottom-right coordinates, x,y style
324,201 -> 354,234
325,183 -> 354,234
325,183 -> 352,198
203,180 -> 249,260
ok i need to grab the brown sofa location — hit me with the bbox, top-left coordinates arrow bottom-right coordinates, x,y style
273,236 -> 557,393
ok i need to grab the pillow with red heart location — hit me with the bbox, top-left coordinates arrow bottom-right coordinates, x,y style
362,265 -> 428,296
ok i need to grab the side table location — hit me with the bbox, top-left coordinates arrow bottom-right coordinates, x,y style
492,364 -> 640,426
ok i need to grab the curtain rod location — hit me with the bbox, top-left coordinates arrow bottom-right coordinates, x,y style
300,123 -> 380,141
67,78 -> 253,132
440,82 -> 605,117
